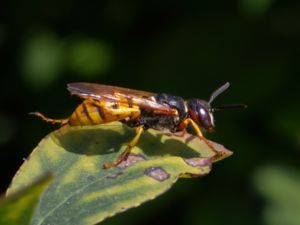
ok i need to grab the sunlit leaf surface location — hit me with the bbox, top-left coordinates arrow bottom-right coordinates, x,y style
7,122 -> 232,225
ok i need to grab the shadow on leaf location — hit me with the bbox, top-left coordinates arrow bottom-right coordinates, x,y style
52,124 -> 202,159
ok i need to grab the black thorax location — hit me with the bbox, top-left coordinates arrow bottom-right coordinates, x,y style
123,93 -> 188,132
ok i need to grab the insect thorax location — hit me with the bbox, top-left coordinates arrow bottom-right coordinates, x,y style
123,93 -> 188,132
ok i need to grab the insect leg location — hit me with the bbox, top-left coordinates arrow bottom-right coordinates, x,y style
181,118 -> 219,155
30,112 -> 68,125
103,125 -> 144,169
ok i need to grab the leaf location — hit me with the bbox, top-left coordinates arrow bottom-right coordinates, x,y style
0,174 -> 52,225
6,122 -> 232,225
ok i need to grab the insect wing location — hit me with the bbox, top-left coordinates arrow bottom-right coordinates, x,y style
67,82 -> 154,98
67,83 -> 178,115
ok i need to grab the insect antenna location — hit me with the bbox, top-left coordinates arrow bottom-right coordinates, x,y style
208,82 -> 230,105
212,104 -> 247,112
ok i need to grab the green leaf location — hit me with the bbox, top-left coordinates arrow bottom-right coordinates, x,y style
7,122 -> 232,225
0,174 -> 52,225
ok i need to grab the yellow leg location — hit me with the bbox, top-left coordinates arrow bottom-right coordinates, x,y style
103,125 -> 144,169
182,118 -> 219,155
30,112 -> 68,125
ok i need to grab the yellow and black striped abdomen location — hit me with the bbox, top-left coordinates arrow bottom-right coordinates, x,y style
68,99 -> 141,126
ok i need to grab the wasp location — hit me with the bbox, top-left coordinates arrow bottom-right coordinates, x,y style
32,82 -> 246,168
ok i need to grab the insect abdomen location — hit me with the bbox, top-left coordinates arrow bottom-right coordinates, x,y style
68,99 -> 141,126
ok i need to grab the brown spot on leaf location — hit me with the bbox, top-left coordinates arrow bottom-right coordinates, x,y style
144,167 -> 170,182
116,153 -> 146,169
184,158 -> 212,168
182,158 -> 213,178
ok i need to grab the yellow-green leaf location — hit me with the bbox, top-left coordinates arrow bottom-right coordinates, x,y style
0,174 -> 52,225
6,122 -> 232,225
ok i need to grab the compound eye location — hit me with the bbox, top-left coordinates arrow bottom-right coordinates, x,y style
199,108 -> 207,117
187,99 -> 214,131
198,106 -> 213,130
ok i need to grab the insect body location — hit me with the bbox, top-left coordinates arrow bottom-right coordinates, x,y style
68,99 -> 141,126
32,82 -> 246,168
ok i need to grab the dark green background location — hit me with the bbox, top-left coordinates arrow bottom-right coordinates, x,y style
1,1 -> 300,225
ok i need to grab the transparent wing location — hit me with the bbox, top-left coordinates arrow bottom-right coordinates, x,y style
67,83 -> 178,115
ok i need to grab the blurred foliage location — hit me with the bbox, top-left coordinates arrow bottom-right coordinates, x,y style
239,0 -> 274,16
272,109 -> 300,150
254,165 -> 300,225
0,174 -> 52,225
0,113 -> 16,147
21,31 -> 64,88
1,0 -> 300,225
67,37 -> 113,77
